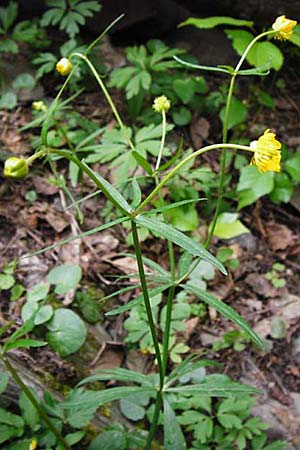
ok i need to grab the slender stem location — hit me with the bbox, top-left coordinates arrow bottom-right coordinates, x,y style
155,110 -> 167,171
133,143 -> 253,217
205,74 -> 235,247
205,29 -> 275,248
26,148 -> 47,164
131,221 -> 164,387
162,284 -> 175,377
1,355 -> 71,450
144,392 -> 163,450
71,53 -> 135,152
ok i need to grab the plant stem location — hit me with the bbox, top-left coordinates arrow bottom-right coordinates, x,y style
205,29 -> 274,248
133,143 -> 253,217
131,221 -> 163,385
155,110 -> 167,172
1,355 -> 72,450
71,53 -> 135,152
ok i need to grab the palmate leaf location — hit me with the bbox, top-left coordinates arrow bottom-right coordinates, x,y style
135,216 -> 227,274
183,284 -> 263,349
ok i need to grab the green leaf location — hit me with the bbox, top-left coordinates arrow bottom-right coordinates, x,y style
135,215 -> 227,274
12,73 -> 35,90
219,97 -> 247,130
237,166 -> 274,209
61,387 -> 156,410
173,79 -> 196,104
183,283 -> 263,349
166,381 -> 260,397
77,368 -> 154,387
4,338 -> 47,352
120,391 -> 150,421
88,430 -> 126,450
0,407 -> 24,428
0,373 -> 8,395
285,153 -> 300,183
27,283 -> 50,302
164,397 -> 187,450
47,264 -> 82,295
132,151 -> 153,175
0,424 -> 23,444
26,216 -> 129,258
0,274 -> 15,290
212,212 -> 250,239
0,92 -> 17,110
269,173 -> 293,204
46,308 -> 87,357
172,106 -> 192,126
168,203 -> 199,232
19,389 -> 40,429
180,16 -> 253,29
105,284 -> 171,316
34,305 -> 53,325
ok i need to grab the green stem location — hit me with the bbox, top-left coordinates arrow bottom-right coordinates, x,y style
26,148 -> 47,165
70,53 -> 135,152
155,110 -> 167,172
131,221 -> 163,387
133,143 -> 253,217
205,29 -> 275,248
1,355 -> 71,450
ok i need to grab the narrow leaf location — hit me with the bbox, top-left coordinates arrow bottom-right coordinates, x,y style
166,382 -> 260,396
135,216 -> 226,274
61,387 -> 155,409
164,397 -> 187,450
132,151 -> 153,175
5,339 -> 47,352
21,216 -> 129,259
180,16 -> 253,29
183,283 -> 263,349
105,284 -> 171,316
77,368 -> 154,387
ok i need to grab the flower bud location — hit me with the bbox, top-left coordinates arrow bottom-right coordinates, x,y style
29,439 -> 38,450
4,157 -> 29,179
272,16 -> 297,40
56,57 -> 73,76
153,95 -> 171,113
32,100 -> 47,112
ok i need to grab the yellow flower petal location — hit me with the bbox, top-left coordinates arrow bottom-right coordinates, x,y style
250,129 -> 282,172
272,15 -> 297,40
56,57 -> 73,76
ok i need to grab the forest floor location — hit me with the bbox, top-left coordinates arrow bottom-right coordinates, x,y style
0,37 -> 300,449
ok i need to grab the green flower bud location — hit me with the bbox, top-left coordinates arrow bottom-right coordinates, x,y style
153,95 -> 171,113
4,157 -> 29,179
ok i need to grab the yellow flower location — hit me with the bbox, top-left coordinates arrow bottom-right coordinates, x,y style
272,15 -> 297,40
32,101 -> 47,112
56,57 -> 73,76
29,439 -> 38,450
250,129 -> 281,173
153,95 -> 171,113
4,157 -> 29,179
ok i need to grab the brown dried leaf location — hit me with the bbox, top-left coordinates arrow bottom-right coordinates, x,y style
266,223 -> 294,251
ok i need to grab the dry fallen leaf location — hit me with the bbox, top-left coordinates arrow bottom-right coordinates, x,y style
266,223 -> 294,251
